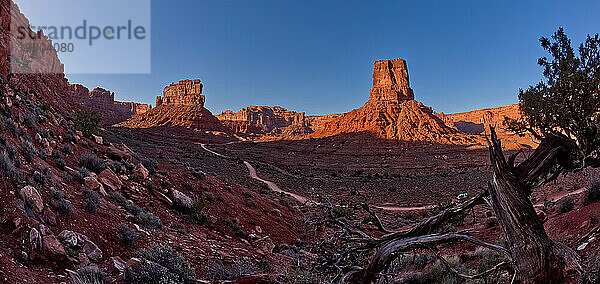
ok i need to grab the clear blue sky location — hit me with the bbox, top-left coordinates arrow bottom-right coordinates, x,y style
66,0 -> 600,115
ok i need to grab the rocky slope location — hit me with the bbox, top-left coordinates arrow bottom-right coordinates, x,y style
117,79 -> 227,132
312,59 -> 478,144
70,85 -> 151,126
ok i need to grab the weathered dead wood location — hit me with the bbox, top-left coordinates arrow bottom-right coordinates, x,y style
487,127 -> 582,283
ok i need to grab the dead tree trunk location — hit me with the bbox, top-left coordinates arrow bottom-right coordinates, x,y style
487,129 -> 582,283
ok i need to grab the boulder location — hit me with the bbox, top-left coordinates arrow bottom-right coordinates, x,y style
43,235 -> 66,261
83,240 -> 103,262
134,163 -> 149,180
19,186 -> 44,213
107,145 -> 129,161
171,190 -> 193,209
84,176 -> 101,190
29,228 -> 41,252
58,230 -> 80,248
98,168 -> 123,191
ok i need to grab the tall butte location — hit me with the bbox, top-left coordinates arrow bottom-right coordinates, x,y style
117,79 -> 226,131
314,58 -> 475,144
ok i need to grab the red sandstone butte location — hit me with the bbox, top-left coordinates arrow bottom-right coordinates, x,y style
312,58 -> 477,144
118,79 -> 227,131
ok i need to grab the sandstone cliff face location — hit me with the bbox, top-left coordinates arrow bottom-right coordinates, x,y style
369,59 -> 414,102
69,84 -> 152,125
156,79 -> 205,107
217,106 -> 313,138
118,79 -> 226,131
0,0 -> 77,114
438,103 -> 521,134
313,58 -> 475,144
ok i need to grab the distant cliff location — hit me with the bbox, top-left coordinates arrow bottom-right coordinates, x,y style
69,84 -> 151,125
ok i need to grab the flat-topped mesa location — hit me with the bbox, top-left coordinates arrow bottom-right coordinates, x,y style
368,58 -> 414,102
156,79 -> 205,107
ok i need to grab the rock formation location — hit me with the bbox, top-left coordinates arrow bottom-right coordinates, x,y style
437,103 -> 521,135
156,79 -> 205,107
217,106 -> 313,138
313,59 -> 476,144
369,58 -> 414,102
69,85 -> 151,125
118,79 -> 226,131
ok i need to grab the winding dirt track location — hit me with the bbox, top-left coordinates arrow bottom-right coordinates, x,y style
199,143 -> 317,205
198,143 -> 587,212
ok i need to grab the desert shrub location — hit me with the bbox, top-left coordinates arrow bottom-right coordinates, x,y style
109,191 -> 127,206
49,188 -> 73,217
201,192 -> 214,203
23,111 -> 37,129
70,266 -> 109,284
55,156 -> 66,170
186,200 -> 208,224
0,151 -> 15,176
6,143 -> 17,159
61,144 -> 73,155
191,168 -> 205,180
202,258 -> 263,281
21,140 -> 38,162
134,211 -> 163,229
142,158 -> 158,174
585,176 -> 600,206
53,151 -> 65,161
225,219 -> 248,239
485,217 -> 498,228
3,118 -> 18,135
556,196 -> 575,213
124,200 -> 143,216
332,205 -> 353,219
38,128 -> 50,138
0,134 -> 6,145
79,154 -> 106,174
116,223 -> 137,245
126,245 -> 196,284
65,133 -> 77,144
82,188 -> 100,213
74,109 -> 102,138
33,171 -> 45,185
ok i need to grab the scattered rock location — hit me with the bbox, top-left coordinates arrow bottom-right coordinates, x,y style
84,176 -> 101,190
107,145 -> 130,161
77,253 -> 91,268
42,207 -> 57,226
151,188 -> 173,206
42,235 -> 66,261
98,167 -> 123,191
83,240 -> 103,262
134,163 -> 149,180
125,257 -> 141,268
111,256 -> 126,272
19,186 -> 44,213
29,228 -> 41,252
58,230 -> 80,248
92,134 -> 103,144
171,190 -> 193,209
254,236 -> 275,253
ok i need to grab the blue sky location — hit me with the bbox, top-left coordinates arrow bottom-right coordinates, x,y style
64,0 -> 600,115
